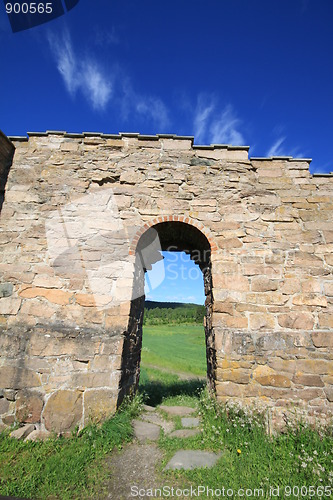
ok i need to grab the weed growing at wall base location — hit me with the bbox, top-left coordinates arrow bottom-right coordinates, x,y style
160,390 -> 333,498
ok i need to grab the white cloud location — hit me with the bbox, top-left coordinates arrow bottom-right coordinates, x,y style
267,136 -> 286,156
136,96 -> 169,130
193,95 -> 215,143
193,94 -> 245,145
47,30 -> 112,111
267,136 -> 306,158
121,79 -> 170,130
82,61 -> 112,110
47,28 -> 169,124
210,105 -> 245,145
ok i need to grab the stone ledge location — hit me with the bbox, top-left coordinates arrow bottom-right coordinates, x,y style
251,156 -> 312,163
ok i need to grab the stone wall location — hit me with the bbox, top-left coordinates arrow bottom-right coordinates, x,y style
0,130 -> 332,432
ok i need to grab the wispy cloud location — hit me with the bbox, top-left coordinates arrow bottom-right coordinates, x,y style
210,105 -> 245,144
121,79 -> 170,130
47,28 -> 169,127
193,94 -> 245,145
267,136 -> 286,156
267,136 -> 306,158
136,96 -> 170,130
193,95 -> 215,143
47,30 -> 112,111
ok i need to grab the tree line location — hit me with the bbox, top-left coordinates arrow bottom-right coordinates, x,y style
143,301 -> 205,325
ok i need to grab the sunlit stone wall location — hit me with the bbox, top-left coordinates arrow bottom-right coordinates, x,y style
0,130 -> 332,432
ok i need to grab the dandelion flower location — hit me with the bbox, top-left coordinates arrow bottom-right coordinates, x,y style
237,449 -> 241,455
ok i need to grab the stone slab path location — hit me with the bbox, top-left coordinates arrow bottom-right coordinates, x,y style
164,450 -> 222,471
106,404 -> 222,498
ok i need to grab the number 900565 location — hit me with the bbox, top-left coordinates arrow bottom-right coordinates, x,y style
6,3 -> 53,14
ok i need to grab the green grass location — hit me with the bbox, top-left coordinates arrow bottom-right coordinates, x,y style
0,396 -> 142,500
141,324 -> 206,377
139,366 -> 205,407
159,390 -> 333,499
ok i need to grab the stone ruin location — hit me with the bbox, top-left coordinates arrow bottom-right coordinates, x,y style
0,130 -> 332,433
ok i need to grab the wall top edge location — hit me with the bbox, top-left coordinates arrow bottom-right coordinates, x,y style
251,156 -> 312,163
3,132 -> 330,170
7,131 -> 248,150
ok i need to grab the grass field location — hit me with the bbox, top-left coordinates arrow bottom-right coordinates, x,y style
140,324 -> 207,378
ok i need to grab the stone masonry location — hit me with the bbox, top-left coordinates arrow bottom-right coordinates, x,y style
0,130 -> 332,433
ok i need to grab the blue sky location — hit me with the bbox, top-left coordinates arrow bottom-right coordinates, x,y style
1,0 -> 333,303
145,252 -> 205,305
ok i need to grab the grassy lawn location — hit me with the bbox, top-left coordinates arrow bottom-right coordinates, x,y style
141,324 -> 207,378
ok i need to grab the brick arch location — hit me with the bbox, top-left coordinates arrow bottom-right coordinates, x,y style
129,215 -> 218,256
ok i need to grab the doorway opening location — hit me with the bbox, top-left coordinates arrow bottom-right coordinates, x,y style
118,221 -> 216,405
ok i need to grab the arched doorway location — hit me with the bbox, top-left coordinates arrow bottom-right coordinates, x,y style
118,221 -> 216,404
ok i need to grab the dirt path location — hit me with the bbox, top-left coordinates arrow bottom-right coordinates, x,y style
106,443 -> 165,499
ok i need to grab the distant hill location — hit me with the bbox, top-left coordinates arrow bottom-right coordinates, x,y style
145,300 -> 203,309
143,300 -> 205,325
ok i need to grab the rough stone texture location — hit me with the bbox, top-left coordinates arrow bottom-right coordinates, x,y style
25,429 -> 50,441
164,450 -> 221,470
10,423 -> 35,440
169,429 -> 200,438
0,131 -> 332,430
15,390 -> 44,423
181,417 -> 200,428
84,389 -> 117,424
43,390 -> 83,434
159,405 -> 196,416
132,419 -> 161,442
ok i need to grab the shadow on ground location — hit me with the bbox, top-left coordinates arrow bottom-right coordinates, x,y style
139,379 -> 206,406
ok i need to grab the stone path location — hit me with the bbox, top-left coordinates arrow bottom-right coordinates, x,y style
106,404 -> 222,498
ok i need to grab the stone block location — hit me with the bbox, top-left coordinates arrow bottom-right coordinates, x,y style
43,390 -> 83,433
15,390 -> 44,423
10,424 -> 35,440
253,365 -> 292,388
214,274 -> 249,291
278,312 -> 314,330
251,277 -> 278,292
295,359 -> 332,375
268,359 -> 296,374
0,283 -> 13,298
0,366 -> 41,389
216,368 -> 249,384
0,297 -> 21,315
0,398 -> 10,414
84,389 -> 117,424
218,236 -> 244,249
20,300 -> 56,319
19,287 -> 73,305
292,294 -> 327,307
249,313 -> 276,330
215,381 -> 244,397
324,387 -> 333,402
318,313 -> 333,329
25,430 -> 50,441
293,374 -> 324,387
311,331 -> 333,348
324,282 -> 333,296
